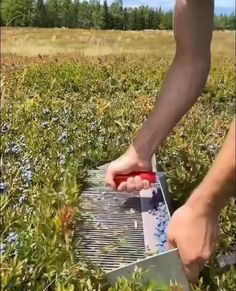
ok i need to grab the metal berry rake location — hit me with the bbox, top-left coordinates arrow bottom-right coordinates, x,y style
75,156 -> 190,290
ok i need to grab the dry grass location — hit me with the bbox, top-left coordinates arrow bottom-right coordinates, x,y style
2,27 -> 235,58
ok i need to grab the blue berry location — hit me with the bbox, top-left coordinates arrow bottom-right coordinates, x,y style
0,183 -> 7,194
7,232 -> 18,243
158,246 -> 165,253
160,234 -> 166,241
156,219 -> 161,225
155,229 -> 161,236
59,132 -> 68,144
160,205 -> 166,211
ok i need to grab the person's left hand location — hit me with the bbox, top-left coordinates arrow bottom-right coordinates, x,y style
166,199 -> 219,283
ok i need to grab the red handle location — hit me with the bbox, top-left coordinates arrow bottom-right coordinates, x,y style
114,171 -> 157,187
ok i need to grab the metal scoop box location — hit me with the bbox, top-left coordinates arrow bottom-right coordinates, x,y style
75,158 -> 190,290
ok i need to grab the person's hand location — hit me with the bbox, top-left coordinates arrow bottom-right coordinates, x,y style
105,146 -> 152,192
166,197 -> 219,283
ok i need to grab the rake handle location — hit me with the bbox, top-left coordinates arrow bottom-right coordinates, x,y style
114,171 -> 156,187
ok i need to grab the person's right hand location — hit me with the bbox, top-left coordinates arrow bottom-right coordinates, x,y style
105,146 -> 152,192
166,195 -> 219,283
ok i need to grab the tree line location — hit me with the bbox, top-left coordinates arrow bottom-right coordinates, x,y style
1,0 -> 235,30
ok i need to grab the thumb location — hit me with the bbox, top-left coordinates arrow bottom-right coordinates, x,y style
167,237 -> 177,251
166,228 -> 177,251
105,168 -> 116,189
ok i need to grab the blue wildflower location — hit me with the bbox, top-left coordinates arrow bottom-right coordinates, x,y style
59,132 -> 68,144
0,183 -> 7,194
7,232 -> 18,244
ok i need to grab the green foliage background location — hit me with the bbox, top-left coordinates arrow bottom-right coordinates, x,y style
1,0 -> 235,30
1,52 -> 235,290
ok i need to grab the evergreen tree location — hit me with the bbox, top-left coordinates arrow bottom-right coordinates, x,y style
110,0 -> 123,30
123,7 -> 128,30
1,0 -> 34,26
59,0 -> 75,28
225,13 -> 235,30
77,1 -> 92,28
73,0 -> 80,28
129,8 -> 138,30
159,10 -> 172,30
33,0 -> 46,27
46,0 -> 61,27
153,8 -> 161,29
101,0 -> 110,29
0,0 -> 234,30
147,8 -> 155,29
137,6 -> 145,30
91,0 -> 102,28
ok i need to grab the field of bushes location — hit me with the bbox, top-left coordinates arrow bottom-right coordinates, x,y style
0,28 -> 235,290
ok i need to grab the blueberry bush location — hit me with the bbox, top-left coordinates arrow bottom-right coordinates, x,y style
0,52 -> 235,290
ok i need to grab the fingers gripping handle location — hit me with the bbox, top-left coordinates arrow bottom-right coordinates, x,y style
114,171 -> 157,187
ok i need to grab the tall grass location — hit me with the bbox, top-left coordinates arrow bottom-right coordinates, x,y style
2,27 -> 235,57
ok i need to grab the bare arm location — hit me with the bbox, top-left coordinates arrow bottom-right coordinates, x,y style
187,117 -> 236,213
106,0 -> 215,191
167,117 -> 235,282
130,0 -> 214,160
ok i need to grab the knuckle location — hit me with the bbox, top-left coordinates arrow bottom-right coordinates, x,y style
181,254 -> 199,266
186,253 -> 206,265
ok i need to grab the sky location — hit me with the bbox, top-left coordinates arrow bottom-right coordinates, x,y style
108,0 -> 235,15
